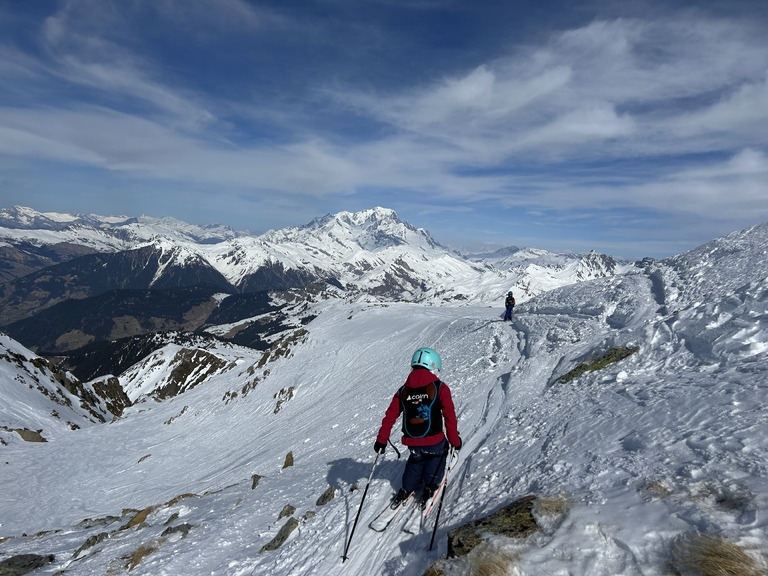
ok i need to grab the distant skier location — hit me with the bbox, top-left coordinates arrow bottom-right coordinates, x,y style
374,347 -> 462,509
503,291 -> 516,321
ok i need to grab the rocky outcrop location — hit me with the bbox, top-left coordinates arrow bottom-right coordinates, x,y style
273,386 -> 295,413
279,505 -> 296,519
161,523 -> 193,539
91,376 -> 132,418
72,532 -> 109,559
152,348 -> 230,400
316,486 -> 335,506
447,495 -> 540,558
259,518 -> 299,553
3,428 -> 47,443
0,554 -> 55,576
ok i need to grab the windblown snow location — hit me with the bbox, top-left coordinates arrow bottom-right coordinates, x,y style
1,221 -> 767,575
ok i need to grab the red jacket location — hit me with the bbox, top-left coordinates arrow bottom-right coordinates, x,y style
376,368 -> 461,448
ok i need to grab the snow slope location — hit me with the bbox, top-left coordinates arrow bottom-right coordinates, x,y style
0,334 -> 125,433
1,223 -> 767,575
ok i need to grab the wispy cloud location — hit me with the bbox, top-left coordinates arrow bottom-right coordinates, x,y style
336,17 -> 768,156
0,1 -> 766,257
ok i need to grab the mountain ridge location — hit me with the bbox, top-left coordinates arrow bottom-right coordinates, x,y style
0,206 -> 622,322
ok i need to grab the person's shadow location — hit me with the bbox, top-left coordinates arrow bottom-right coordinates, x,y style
329,454 -> 407,555
326,456 -> 403,493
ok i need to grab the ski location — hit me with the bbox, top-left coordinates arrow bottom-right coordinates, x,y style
402,504 -> 423,534
369,492 -> 414,532
402,486 -> 443,534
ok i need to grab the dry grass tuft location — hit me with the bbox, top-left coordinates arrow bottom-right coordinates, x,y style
536,493 -> 572,517
474,555 -> 512,576
119,506 -> 157,530
421,563 -> 445,576
644,479 -> 673,499
670,532 -> 764,576
127,541 -> 162,571
430,540 -> 518,576
468,543 -> 518,576
165,493 -> 198,507
533,492 -> 572,535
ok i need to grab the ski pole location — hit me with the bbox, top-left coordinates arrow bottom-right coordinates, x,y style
342,451 -> 380,562
388,438 -> 402,459
429,448 -> 457,551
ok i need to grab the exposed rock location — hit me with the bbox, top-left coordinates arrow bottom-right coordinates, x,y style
273,386 -> 295,414
259,518 -> 299,553
9,428 -> 46,443
1,349 -> 128,424
76,515 -> 120,529
278,504 -> 296,519
251,474 -> 264,490
447,495 -> 539,558
91,376 -> 132,418
164,512 -> 180,526
72,532 -> 108,558
316,486 -> 335,506
161,523 -> 194,539
282,451 -> 294,469
164,405 -> 189,425
304,511 -> 316,520
0,554 -> 55,576
152,348 -> 229,400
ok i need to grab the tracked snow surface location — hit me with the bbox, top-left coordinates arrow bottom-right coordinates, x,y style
1,222 -> 767,575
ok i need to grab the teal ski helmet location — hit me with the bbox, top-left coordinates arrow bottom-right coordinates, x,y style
411,347 -> 442,371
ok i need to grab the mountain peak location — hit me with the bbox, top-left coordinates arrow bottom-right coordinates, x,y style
302,207 -> 401,231
0,205 -> 80,230
336,207 -> 400,227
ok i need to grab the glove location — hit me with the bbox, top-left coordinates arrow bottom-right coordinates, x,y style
374,441 -> 386,454
453,436 -> 462,451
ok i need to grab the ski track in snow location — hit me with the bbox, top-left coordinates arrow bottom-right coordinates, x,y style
2,234 -> 768,575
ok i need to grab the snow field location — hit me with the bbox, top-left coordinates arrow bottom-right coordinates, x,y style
1,237 -> 768,575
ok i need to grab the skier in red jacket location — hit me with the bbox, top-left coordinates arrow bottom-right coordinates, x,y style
374,347 -> 462,508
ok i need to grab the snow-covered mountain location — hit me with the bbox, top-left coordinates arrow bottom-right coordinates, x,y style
0,205 -> 240,248
470,246 -> 622,301
0,221 -> 766,575
0,207 -> 622,337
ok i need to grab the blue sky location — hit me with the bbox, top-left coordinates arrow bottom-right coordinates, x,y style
1,0 -> 767,259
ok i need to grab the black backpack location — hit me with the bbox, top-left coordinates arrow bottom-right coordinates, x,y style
399,380 -> 444,439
